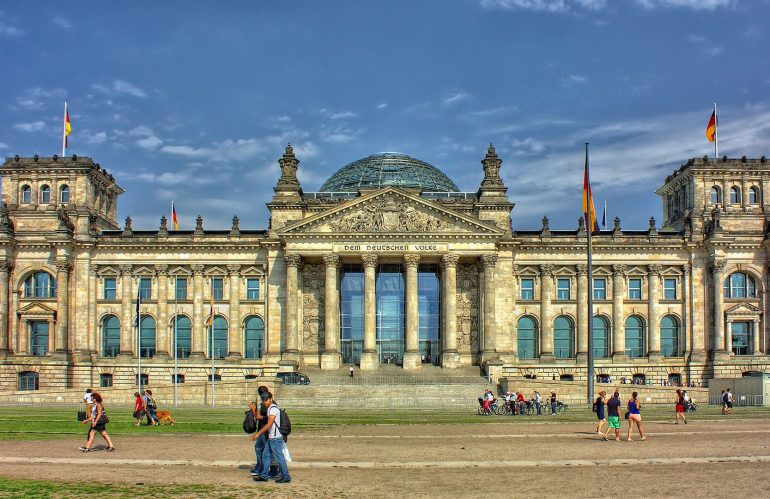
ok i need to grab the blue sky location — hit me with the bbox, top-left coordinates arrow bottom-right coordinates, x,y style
2,0 -> 770,231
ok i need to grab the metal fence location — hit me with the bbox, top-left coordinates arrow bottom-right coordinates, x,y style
709,394 -> 764,406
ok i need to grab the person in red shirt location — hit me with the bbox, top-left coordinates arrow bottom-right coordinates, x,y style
516,391 -> 526,415
132,392 -> 145,426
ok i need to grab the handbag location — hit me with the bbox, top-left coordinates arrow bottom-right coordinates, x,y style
97,410 -> 109,425
624,411 -> 630,420
77,405 -> 87,422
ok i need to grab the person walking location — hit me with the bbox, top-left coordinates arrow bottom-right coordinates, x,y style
604,391 -> 622,441
251,391 -> 291,483
250,385 -> 274,478
144,389 -> 160,426
349,366 -> 354,378
594,390 -> 607,435
132,392 -> 144,426
675,389 -> 687,424
626,391 -> 646,441
79,392 -> 114,452
724,388 -> 734,414
550,390 -> 557,415
534,391 -> 542,415
720,389 -> 727,414
83,388 -> 94,417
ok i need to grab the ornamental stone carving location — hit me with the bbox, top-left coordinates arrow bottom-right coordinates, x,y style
155,264 -> 169,275
301,264 -> 325,353
710,260 -> 726,273
457,263 -> 480,353
119,264 -> 133,276
55,259 -> 72,273
576,264 -> 588,275
227,264 -> 241,275
648,264 -> 663,276
612,264 -> 627,276
480,254 -> 498,268
327,194 -> 451,233
361,254 -> 378,268
539,264 -> 554,276
322,254 -> 339,268
284,255 -> 302,268
441,253 -> 459,268
190,264 -> 205,275
403,254 -> 420,268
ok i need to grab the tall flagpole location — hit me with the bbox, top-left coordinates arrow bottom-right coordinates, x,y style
61,102 -> 67,158
210,278 -> 215,407
173,275 -> 178,408
136,284 -> 141,399
585,143 -> 595,406
714,102 -> 719,159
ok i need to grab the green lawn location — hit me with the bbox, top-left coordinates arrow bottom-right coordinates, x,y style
0,404 -> 768,440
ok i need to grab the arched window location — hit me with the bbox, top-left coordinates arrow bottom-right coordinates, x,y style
553,316 -> 575,359
209,315 -> 228,359
710,186 -> 721,204
18,371 -> 39,391
21,185 -> 32,204
23,271 -> 56,298
101,315 -> 120,357
625,315 -> 645,358
592,316 -> 610,358
173,316 -> 191,358
729,186 -> 740,204
59,185 -> 70,204
723,272 -> 756,298
749,186 -> 759,204
243,316 -> 264,359
139,315 -> 156,358
40,185 -> 51,204
660,315 -> 679,357
517,316 -> 538,359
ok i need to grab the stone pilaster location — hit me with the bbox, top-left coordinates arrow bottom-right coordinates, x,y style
155,264 -> 169,358
481,254 -> 499,362
54,259 -> 71,356
711,259 -> 727,359
539,264 -> 554,362
612,264 -> 627,361
282,257 -> 300,363
403,254 -> 421,370
320,254 -> 341,370
576,264 -> 588,361
119,264 -> 133,356
226,264 -> 242,360
647,264 -> 662,359
360,254 -> 379,370
441,254 -> 460,368
0,260 -> 11,357
88,265 -> 98,354
753,318 -> 761,355
190,264 -> 205,360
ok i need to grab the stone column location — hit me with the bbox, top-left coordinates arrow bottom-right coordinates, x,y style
711,259 -> 727,356
722,180 -> 728,210
647,264 -> 662,359
481,254 -> 499,362
360,254 -> 379,370
227,264 -> 243,360
741,177 -> 748,210
682,264 -> 691,357
155,264 -> 169,358
753,318 -> 761,355
576,264 -> 588,361
282,257 -> 300,362
320,254 -> 341,370
0,260 -> 11,357
190,264 -> 205,359
54,259 -> 71,356
88,265 -> 98,354
612,264 -> 626,360
47,318 -> 55,354
403,254 -> 421,370
119,264 -> 133,356
539,264 -> 554,361
441,254 -> 460,368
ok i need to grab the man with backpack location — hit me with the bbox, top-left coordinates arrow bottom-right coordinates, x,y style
251,391 -> 291,483
248,386 -> 276,479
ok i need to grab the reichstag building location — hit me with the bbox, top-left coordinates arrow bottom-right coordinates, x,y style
1,144 -> 769,391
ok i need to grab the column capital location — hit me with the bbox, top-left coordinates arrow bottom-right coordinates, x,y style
89,264 -> 99,276
119,264 -> 133,276
576,263 -> 588,275
403,254 -> 420,268
55,259 -> 72,273
682,263 -> 691,275
480,254 -> 498,268
283,255 -> 302,269
441,253 -> 459,269
539,264 -> 554,276
511,263 -> 519,276
227,263 -> 242,275
612,264 -> 627,276
709,259 -> 726,273
154,263 -> 169,276
0,259 -> 13,273
648,263 -> 663,276
361,254 -> 378,268
322,253 -> 339,268
190,264 -> 205,275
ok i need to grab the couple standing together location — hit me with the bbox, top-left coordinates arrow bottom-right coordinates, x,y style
595,389 -> 646,442
249,386 -> 291,483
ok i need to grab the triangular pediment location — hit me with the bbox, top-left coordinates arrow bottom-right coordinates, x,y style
725,302 -> 762,316
280,188 -> 503,236
18,302 -> 57,316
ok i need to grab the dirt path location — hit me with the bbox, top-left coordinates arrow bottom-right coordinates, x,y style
2,419 -> 770,498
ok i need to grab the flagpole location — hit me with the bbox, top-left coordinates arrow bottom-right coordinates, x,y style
136,284 -> 141,400
61,102 -> 67,158
173,275 -> 178,408
210,278 -> 215,408
585,143 -> 595,406
713,102 -> 719,159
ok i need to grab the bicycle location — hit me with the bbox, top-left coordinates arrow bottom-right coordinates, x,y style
543,401 -> 568,415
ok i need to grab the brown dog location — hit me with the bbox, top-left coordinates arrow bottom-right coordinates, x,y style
154,410 -> 175,425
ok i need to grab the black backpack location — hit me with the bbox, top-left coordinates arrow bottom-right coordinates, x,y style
243,403 -> 257,434
274,405 -> 292,441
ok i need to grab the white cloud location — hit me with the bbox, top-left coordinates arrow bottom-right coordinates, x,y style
92,80 -> 147,99
0,142 -> 9,149
82,130 -> 108,145
376,103 -> 388,110
13,121 -> 46,132
15,87 -> 66,110
566,74 -> 589,84
480,0 -> 606,12
636,0 -> 735,9
53,15 -> 73,29
442,91 -> 469,106
137,136 -> 163,150
0,13 -> 23,36
328,111 -> 357,120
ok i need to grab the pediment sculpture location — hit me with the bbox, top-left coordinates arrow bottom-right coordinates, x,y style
327,194 -> 450,233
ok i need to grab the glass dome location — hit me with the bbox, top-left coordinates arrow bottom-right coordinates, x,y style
319,152 -> 459,192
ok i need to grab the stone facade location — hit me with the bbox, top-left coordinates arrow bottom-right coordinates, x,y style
1,147 -> 770,393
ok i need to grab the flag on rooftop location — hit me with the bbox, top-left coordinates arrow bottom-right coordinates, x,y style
706,108 -> 717,143
171,201 -> 179,230
582,145 -> 600,235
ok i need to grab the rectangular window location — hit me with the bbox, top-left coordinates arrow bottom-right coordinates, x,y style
99,373 -> 113,388
175,277 -> 188,300
593,278 -> 607,300
664,278 -> 677,300
628,278 -> 642,300
556,278 -> 571,300
139,277 -> 152,300
246,278 -> 260,300
212,278 -> 224,300
520,278 -> 534,300
103,277 -> 116,300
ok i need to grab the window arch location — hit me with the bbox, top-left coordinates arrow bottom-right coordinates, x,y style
749,186 -> 759,204
209,315 -> 228,359
59,184 -> 70,204
710,186 -> 721,204
101,315 -> 120,357
18,371 -> 39,391
172,315 -> 191,359
729,186 -> 740,204
139,315 -> 156,358
553,315 -> 575,359
625,315 -> 646,358
592,316 -> 610,358
40,184 -> 51,204
23,271 -> 56,298
660,315 -> 679,357
21,185 -> 32,204
723,272 -> 757,298
517,316 -> 538,359
244,316 -> 264,359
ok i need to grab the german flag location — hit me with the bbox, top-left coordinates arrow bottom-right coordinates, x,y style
171,201 -> 179,230
706,110 -> 716,142
64,104 -> 72,148
582,144 -> 600,235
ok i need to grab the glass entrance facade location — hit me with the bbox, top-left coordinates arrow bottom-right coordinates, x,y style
376,264 -> 405,364
418,265 -> 440,365
340,264 -> 364,364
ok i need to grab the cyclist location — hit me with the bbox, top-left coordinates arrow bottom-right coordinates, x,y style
516,391 -> 527,416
